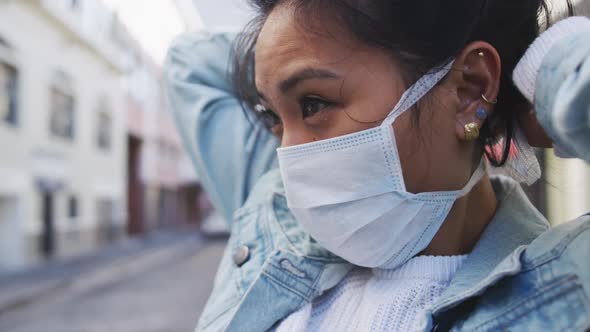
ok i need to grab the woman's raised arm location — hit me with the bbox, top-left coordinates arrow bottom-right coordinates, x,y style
513,17 -> 590,162
165,31 -> 279,225
536,28 -> 590,162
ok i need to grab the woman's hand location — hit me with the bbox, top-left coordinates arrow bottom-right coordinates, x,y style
517,108 -> 553,148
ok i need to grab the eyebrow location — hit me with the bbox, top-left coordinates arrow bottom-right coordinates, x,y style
279,67 -> 341,94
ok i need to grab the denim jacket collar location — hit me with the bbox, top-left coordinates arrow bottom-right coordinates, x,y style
207,170 -> 550,332
222,169 -> 354,331
423,176 -> 550,330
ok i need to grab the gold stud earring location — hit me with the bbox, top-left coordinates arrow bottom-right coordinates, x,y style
464,122 -> 480,141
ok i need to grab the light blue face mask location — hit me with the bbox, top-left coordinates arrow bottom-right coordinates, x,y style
277,61 -> 487,270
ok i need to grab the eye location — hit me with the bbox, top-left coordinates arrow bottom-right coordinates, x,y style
300,97 -> 332,119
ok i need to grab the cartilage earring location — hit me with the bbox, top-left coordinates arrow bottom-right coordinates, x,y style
464,122 -> 480,141
476,107 -> 488,121
481,93 -> 498,105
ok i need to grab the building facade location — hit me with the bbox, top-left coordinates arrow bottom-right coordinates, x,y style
0,0 -> 130,271
125,46 -> 202,236
0,0 -> 207,273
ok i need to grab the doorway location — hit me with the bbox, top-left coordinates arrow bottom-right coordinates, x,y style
127,135 -> 144,235
40,192 -> 55,258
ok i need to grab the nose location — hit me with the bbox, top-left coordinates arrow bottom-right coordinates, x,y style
280,123 -> 315,148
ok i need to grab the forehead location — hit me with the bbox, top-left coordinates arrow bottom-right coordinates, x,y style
254,5 -> 367,81
257,5 -> 358,51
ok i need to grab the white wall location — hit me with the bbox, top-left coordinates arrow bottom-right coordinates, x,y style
0,195 -> 25,270
0,1 -> 127,268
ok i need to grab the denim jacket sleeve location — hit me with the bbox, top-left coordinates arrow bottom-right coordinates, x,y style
536,31 -> 590,162
164,32 -> 279,224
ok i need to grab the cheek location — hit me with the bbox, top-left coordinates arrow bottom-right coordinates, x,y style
339,69 -> 404,123
392,99 -> 475,193
297,110 -> 375,142
392,111 -> 431,193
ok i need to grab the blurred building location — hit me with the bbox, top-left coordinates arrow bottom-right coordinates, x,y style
125,38 -> 202,236
0,0 -> 204,273
0,0 -> 129,271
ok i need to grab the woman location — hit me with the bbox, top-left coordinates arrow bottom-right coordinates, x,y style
165,1 -> 590,331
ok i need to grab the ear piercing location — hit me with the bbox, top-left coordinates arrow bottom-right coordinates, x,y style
464,122 -> 480,141
481,93 -> 498,105
254,104 -> 267,113
476,107 -> 488,121
476,51 -> 499,105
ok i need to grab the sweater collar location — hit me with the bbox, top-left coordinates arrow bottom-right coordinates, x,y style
429,175 -> 549,316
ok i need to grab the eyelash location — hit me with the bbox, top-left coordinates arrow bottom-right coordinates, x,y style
256,96 -> 333,130
300,96 -> 332,119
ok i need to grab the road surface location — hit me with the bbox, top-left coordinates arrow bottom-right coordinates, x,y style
0,233 -> 227,332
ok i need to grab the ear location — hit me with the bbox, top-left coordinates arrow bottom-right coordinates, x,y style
447,42 -> 501,142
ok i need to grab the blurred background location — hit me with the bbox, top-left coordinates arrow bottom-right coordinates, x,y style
0,0 -> 588,331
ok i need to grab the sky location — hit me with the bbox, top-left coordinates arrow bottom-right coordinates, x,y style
192,0 -> 254,31
100,0 -> 254,64
101,0 -> 191,64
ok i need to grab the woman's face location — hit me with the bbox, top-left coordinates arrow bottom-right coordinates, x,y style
255,4 -> 483,193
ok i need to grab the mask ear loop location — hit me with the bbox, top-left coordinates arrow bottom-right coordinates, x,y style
341,60 -> 456,126
341,87 -> 415,125
457,158 -> 487,198
385,60 -> 456,128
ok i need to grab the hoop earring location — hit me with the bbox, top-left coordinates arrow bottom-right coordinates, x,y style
481,93 -> 498,105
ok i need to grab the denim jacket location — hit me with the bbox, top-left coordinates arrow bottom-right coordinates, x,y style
535,31 -> 590,162
165,32 -> 590,332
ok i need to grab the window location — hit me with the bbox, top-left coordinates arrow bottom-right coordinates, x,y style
0,61 -> 18,126
68,195 -> 78,218
49,70 -> 75,140
0,36 -> 18,126
96,98 -> 112,150
97,112 -> 112,150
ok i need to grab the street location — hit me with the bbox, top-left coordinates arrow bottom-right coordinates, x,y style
0,231 -> 226,332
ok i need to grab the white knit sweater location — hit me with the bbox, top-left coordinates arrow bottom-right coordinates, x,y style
277,255 -> 468,332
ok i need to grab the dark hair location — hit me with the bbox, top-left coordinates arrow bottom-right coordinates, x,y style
232,0 -> 573,166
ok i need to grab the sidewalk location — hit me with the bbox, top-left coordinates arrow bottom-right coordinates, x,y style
0,226 -> 204,315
